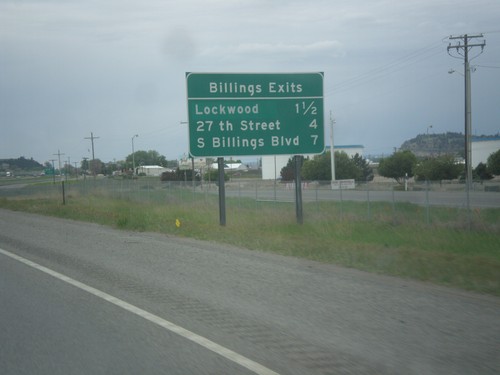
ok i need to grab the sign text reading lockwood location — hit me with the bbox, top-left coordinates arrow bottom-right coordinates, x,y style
186,73 -> 324,157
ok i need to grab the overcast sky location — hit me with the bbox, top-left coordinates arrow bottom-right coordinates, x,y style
1,0 -> 499,165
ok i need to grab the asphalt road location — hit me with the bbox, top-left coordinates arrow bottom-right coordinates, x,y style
1,208 -> 499,374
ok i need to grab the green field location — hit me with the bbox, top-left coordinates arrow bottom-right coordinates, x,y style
1,182 -> 499,296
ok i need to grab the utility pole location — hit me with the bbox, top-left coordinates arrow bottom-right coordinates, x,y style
50,159 -> 57,185
447,34 -> 485,224
66,157 -> 71,181
84,132 -> 99,177
53,149 -> 65,181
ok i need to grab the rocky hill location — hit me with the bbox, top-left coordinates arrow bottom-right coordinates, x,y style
400,132 -> 465,157
1,157 -> 44,172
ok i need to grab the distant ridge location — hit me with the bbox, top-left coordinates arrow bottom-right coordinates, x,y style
0,157 -> 44,171
398,132 -> 499,157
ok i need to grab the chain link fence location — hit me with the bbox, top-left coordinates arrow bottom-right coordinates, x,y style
1,176 -> 499,229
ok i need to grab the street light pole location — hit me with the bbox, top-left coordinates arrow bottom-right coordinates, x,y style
132,134 -> 138,175
84,132 -> 99,178
330,111 -> 336,184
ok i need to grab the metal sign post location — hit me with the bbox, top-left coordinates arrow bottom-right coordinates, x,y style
217,157 -> 226,226
294,155 -> 303,224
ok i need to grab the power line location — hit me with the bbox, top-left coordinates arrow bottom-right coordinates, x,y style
53,149 -> 65,181
476,64 -> 500,69
325,40 -> 444,96
324,28 -> 499,98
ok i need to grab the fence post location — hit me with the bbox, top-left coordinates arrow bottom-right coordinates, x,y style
367,185 -> 371,220
61,181 -> 66,205
217,157 -> 226,226
273,179 -> 277,202
392,187 -> 396,223
293,155 -> 304,224
426,180 -> 430,225
339,184 -> 343,220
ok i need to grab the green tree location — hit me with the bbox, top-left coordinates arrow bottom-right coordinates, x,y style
474,162 -> 493,181
203,169 -> 229,182
280,158 -> 296,181
414,154 -> 462,181
126,150 -> 167,168
351,153 -> 374,181
302,153 -> 330,181
378,150 -> 417,184
334,151 -> 361,180
300,151 -> 373,182
487,149 -> 500,175
89,159 -> 104,175
79,158 -> 103,175
81,159 -> 89,174
103,161 -> 121,176
161,168 -> 201,182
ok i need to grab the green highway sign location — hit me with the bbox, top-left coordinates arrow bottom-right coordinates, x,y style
186,72 -> 324,157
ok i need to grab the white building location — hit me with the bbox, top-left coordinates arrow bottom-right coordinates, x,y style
261,145 -> 364,180
137,165 -> 171,177
210,162 -> 247,171
471,136 -> 500,167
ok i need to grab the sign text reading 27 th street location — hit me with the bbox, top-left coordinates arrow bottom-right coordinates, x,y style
186,73 -> 324,157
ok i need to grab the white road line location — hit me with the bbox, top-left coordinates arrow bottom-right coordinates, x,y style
0,248 -> 280,375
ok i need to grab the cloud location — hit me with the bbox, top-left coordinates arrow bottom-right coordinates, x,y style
162,26 -> 198,63
237,40 -> 343,55
201,40 -> 344,64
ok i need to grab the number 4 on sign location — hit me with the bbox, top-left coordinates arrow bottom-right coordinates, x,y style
309,119 -> 318,129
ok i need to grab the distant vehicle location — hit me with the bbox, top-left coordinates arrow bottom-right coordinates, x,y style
6,171 -> 12,177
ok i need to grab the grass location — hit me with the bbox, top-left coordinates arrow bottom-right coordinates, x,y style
1,185 -> 499,296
